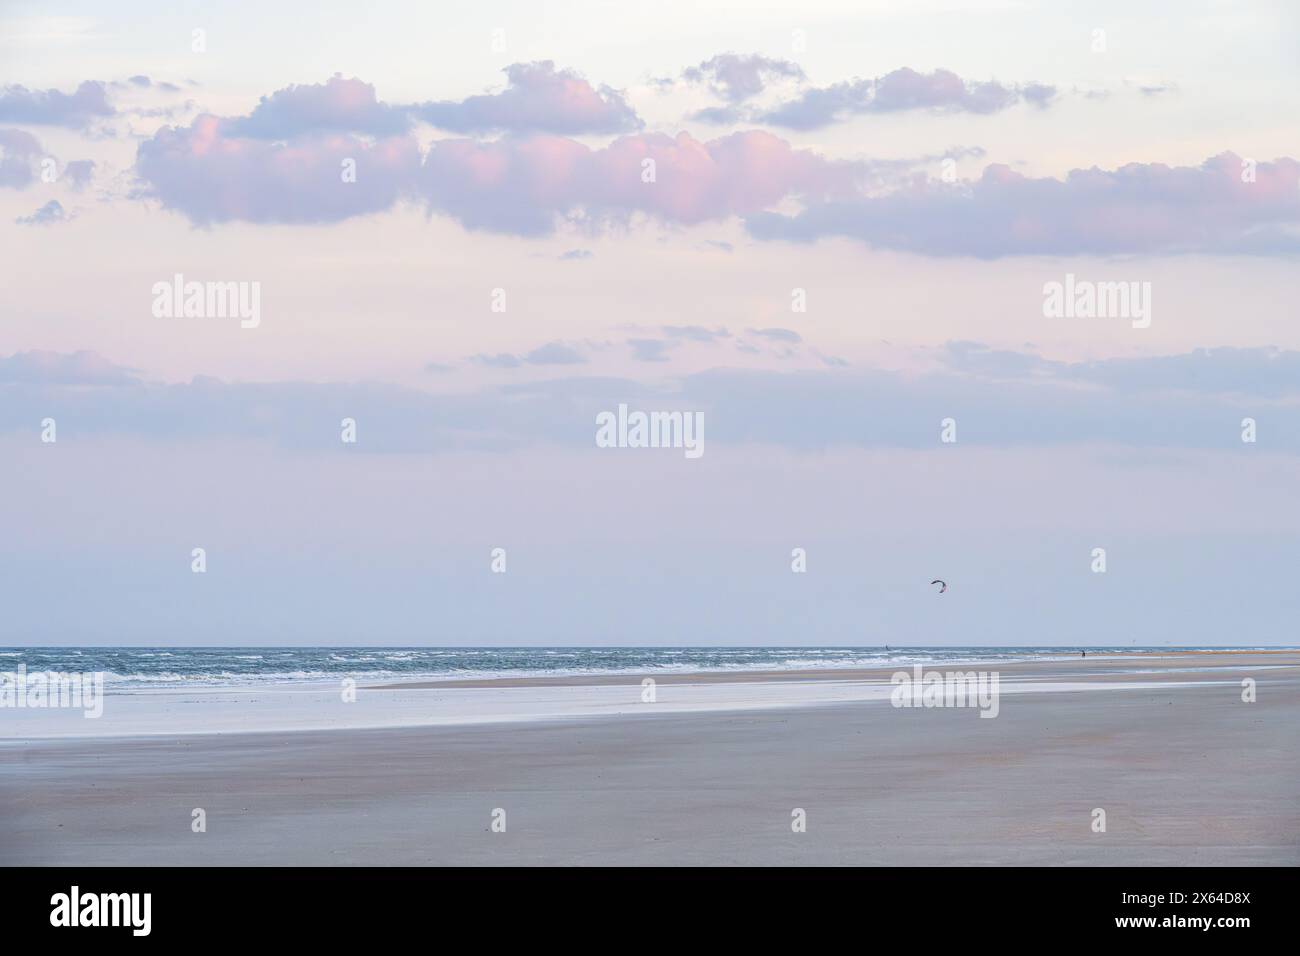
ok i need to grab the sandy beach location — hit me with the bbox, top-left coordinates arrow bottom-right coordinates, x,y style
2,652 -> 1297,865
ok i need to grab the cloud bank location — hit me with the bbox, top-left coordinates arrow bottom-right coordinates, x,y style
747,153 -> 1300,257
135,115 -> 860,232
110,68 -> 1300,256
5,346 -> 1298,454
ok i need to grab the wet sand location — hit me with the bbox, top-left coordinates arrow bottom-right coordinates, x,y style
2,653 -> 1297,865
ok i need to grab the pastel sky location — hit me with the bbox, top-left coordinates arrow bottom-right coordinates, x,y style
2,0 -> 1298,645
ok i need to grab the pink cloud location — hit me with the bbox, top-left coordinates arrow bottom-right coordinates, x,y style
138,113 -> 859,232
418,130 -> 860,234
135,115 -> 421,224
130,72 -> 1300,256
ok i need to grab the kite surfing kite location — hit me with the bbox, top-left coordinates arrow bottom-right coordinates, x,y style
930,579 -> 947,594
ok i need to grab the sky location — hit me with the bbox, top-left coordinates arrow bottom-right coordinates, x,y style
1,0 -> 1298,645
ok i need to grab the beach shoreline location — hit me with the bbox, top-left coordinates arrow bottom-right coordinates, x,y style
364,649 -> 1298,689
2,652 -> 1297,865
2,651 -> 1295,740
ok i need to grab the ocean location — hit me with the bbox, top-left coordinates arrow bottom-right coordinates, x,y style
0,645 -> 1281,688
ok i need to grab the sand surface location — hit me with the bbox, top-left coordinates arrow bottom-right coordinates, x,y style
1,653 -> 1296,865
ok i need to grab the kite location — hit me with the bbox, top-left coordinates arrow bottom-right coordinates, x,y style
930,579 -> 947,593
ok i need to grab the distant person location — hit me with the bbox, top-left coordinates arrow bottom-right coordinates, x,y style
1081,650 -> 1086,658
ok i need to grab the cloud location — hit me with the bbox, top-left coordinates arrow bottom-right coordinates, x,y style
0,350 -> 138,385
134,114 -> 421,225
0,128 -> 43,188
674,363 -> 1300,451
413,61 -> 641,135
61,158 -> 95,190
0,80 -> 114,128
938,341 -> 1057,380
416,129 -> 861,235
1064,347 -> 1300,396
224,74 -> 410,138
942,342 -> 1300,399
681,53 -> 804,103
687,105 -> 746,124
136,91 -> 859,231
747,152 -> 1300,257
1020,83 -> 1057,107
628,338 -> 673,362
524,341 -> 586,365
6,347 -> 1299,455
0,131 -> 93,192
663,325 -> 730,342
15,198 -> 68,226
472,353 -> 522,369
1124,77 -> 1178,98
471,342 -> 587,368
125,74 -> 1300,258
749,327 -> 802,344
759,68 -> 1056,130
